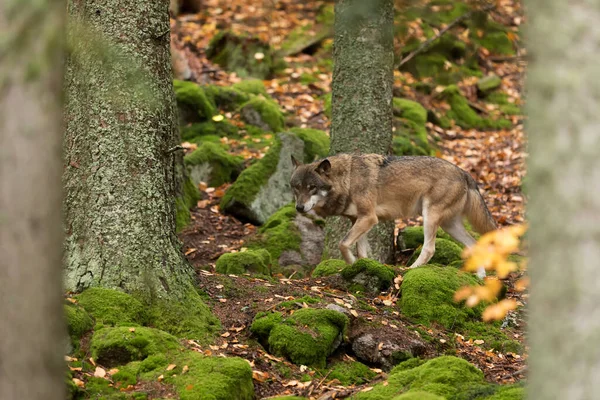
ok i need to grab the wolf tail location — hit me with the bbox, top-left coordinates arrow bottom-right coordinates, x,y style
464,174 -> 497,234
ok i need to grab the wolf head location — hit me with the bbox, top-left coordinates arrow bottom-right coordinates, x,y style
289,156 -> 332,213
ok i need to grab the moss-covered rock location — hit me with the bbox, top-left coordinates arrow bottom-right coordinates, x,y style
289,128 -> 330,162
168,352 -> 254,400
313,259 -> 347,277
240,95 -> 285,132
399,266 -> 482,330
75,287 -> 147,326
485,92 -> 521,116
174,80 -> 216,124
392,98 -> 435,156
408,238 -> 464,266
328,360 -> 377,386
477,74 -> 502,94
354,356 -> 485,399
138,353 -> 168,372
392,392 -> 444,400
215,249 -> 272,276
207,30 -> 283,79
185,142 -> 243,187
442,85 -> 511,130
176,175 -> 201,232
90,326 -> 180,367
65,302 -> 94,347
399,226 -> 455,250
251,308 -> 348,368
204,84 -> 251,111
181,120 -> 239,141
233,79 -> 268,96
341,259 -> 395,294
221,129 -> 328,224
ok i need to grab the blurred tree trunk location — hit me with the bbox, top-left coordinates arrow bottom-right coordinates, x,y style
63,0 -> 193,300
0,1 -> 66,399
324,0 -> 395,264
527,0 -> 600,397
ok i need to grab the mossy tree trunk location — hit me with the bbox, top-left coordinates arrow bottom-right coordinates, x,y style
0,0 -> 66,398
63,0 -> 193,301
527,0 -> 600,397
324,0 -> 395,264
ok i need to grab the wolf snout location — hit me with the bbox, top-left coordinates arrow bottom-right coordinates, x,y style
295,204 -> 305,213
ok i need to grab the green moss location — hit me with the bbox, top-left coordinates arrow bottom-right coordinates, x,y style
391,98 -> 433,156
185,142 -> 243,187
181,120 -> 239,141
392,392 -> 444,400
276,295 -> 321,310
477,74 -> 502,93
408,238 -> 463,266
65,303 -> 94,347
399,266 -> 483,330
486,92 -> 521,116
355,356 -> 485,400
483,386 -> 524,400
240,95 -> 285,132
113,367 -> 137,387
139,353 -> 169,372
215,249 -> 272,275
473,31 -> 514,55
233,79 -> 268,96
207,30 -> 284,79
90,326 -> 180,367
391,357 -> 426,373
251,308 -> 348,368
84,376 -> 124,399
328,361 -> 376,386
204,85 -> 251,111
312,259 -> 347,277
220,135 -> 281,213
393,98 -> 427,126
270,397 -> 308,400
341,259 -> 395,293
75,288 -> 146,326
247,204 -> 301,271
174,80 -> 216,122
443,85 -> 511,130
147,286 -> 220,342
176,175 -> 201,232
392,135 -> 432,156
323,93 -> 332,118
289,127 -> 330,162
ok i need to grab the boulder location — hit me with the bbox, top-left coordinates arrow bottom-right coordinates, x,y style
312,259 -> 347,278
250,308 -> 348,368
184,142 -> 243,187
220,129 -> 329,225
215,249 -> 271,276
341,259 -> 395,294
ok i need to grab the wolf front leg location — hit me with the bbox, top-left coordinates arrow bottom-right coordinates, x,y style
339,215 -> 378,264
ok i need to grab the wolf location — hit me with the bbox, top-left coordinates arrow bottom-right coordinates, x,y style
290,154 -> 497,278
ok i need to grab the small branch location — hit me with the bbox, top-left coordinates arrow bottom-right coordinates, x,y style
396,3 -> 495,69
165,145 -> 184,154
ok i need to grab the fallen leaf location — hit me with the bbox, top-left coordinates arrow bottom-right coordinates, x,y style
108,368 -> 119,375
350,310 -> 358,318
212,115 -> 225,122
182,365 -> 189,374
72,378 -> 85,388
157,374 -> 164,382
166,364 -> 177,371
94,367 -> 106,378
129,328 -> 135,332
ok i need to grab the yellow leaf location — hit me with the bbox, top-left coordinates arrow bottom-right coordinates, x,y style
212,115 -> 225,122
72,378 -> 85,388
166,364 -> 176,371
515,277 -> 529,291
254,52 -> 265,60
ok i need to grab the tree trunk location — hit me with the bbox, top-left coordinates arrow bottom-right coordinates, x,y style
527,1 -> 600,397
324,0 -> 395,264
63,0 -> 192,301
0,1 -> 66,398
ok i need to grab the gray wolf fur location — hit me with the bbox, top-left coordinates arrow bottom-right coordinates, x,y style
290,154 -> 497,278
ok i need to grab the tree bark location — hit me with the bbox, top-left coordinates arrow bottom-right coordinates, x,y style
0,1 -> 66,398
527,1 -> 600,398
324,0 -> 395,264
63,0 -> 192,300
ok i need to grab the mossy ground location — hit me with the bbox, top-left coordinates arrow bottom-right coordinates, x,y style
215,248 -> 272,276
392,98 -> 435,156
65,302 -> 94,349
341,259 -> 396,293
312,259 -> 347,277
75,287 -> 147,327
184,142 -> 243,187
251,308 -> 348,368
289,127 -> 330,162
181,120 -> 240,141
327,360 -> 376,385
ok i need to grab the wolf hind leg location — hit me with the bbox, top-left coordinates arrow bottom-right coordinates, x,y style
408,205 -> 439,269
441,217 -> 485,278
339,215 -> 378,264
356,235 -> 370,259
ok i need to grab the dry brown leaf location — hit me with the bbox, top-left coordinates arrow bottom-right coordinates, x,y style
166,364 -> 177,371
94,367 -> 106,378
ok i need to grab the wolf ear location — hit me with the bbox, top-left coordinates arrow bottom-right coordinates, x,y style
316,159 -> 331,175
291,155 -> 302,169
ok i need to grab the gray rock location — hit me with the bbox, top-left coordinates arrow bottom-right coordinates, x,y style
326,303 -> 350,316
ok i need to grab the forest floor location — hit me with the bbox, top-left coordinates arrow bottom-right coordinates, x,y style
174,0 -> 528,398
